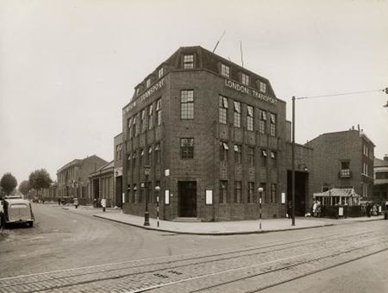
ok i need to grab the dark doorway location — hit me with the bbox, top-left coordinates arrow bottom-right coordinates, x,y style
287,171 -> 309,216
115,176 -> 123,207
178,181 -> 197,217
93,179 -> 99,199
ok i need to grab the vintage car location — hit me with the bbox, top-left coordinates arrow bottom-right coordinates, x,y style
1,198 -> 35,227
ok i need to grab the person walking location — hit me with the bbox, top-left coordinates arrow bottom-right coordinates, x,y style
101,198 -> 106,212
74,197 -> 79,209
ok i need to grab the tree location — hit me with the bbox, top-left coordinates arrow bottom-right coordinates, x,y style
18,180 -> 31,196
29,169 -> 52,198
0,173 -> 18,195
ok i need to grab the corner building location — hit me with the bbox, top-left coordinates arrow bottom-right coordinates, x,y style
122,46 -> 288,221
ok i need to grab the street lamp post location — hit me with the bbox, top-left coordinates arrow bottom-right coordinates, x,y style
155,186 -> 161,227
258,187 -> 263,230
144,166 -> 151,226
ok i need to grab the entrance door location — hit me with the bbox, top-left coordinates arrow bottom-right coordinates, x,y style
115,176 -> 123,207
178,181 -> 197,217
287,171 -> 309,216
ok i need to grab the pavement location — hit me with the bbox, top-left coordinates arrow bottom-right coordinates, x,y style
54,203 -> 386,235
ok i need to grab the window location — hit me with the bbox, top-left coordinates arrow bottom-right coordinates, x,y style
221,64 -> 230,77
146,78 -> 151,88
132,184 -> 137,203
247,146 -> 254,166
183,54 -> 194,69
116,145 -> 122,161
219,95 -> 228,124
340,161 -> 350,178
132,152 -> 136,170
219,180 -> 228,204
234,181 -> 242,203
155,143 -> 161,163
134,113 -> 140,136
363,162 -> 369,176
233,101 -> 241,127
363,183 -> 368,197
241,73 -> 249,85
376,172 -> 388,179
158,68 -> 164,79
234,144 -> 242,164
248,182 -> 254,203
181,90 -> 194,119
271,151 -> 277,167
220,142 -> 229,162
261,149 -> 267,166
271,183 -> 277,203
181,138 -> 194,159
147,146 -> 153,165
156,99 -> 162,126
259,182 -> 266,203
259,81 -> 267,93
247,105 -> 253,131
270,113 -> 276,136
127,117 -> 133,138
259,110 -> 267,134
139,149 -> 144,167
141,109 -> 146,132
148,104 -> 153,130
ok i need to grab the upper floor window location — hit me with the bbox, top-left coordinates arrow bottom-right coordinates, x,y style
271,151 -> 277,167
221,64 -> 230,77
261,149 -> 267,166
376,172 -> 388,179
271,183 -> 277,203
116,144 -> 122,161
270,113 -> 276,136
248,182 -> 255,203
247,105 -> 254,131
141,109 -> 147,132
156,99 -> 162,126
148,104 -> 153,130
259,110 -> 267,134
183,55 -> 194,69
181,90 -> 194,119
234,144 -> 242,164
259,81 -> 267,93
127,117 -> 133,138
146,78 -> 151,88
241,73 -> 250,85
158,67 -> 164,79
247,146 -> 255,166
181,138 -> 194,159
340,161 -> 350,178
234,181 -> 242,203
220,142 -> 229,162
219,95 -> 228,124
134,113 -> 140,136
233,101 -> 241,128
219,180 -> 228,204
155,143 -> 161,163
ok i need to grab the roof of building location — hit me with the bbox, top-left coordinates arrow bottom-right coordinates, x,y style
89,161 -> 114,178
375,157 -> 388,168
57,155 -> 107,174
306,128 -> 375,147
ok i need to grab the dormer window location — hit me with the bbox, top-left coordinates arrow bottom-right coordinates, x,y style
183,55 -> 194,69
259,81 -> 267,93
241,73 -> 250,85
136,88 -> 140,96
146,78 -> 151,88
158,67 -> 164,78
221,64 -> 230,77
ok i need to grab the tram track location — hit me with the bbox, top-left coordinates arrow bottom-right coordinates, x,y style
0,226 -> 386,293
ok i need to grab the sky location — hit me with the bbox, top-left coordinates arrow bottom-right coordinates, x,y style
1,0 -> 388,185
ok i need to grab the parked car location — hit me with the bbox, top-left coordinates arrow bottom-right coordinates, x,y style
384,202 -> 388,220
2,198 -> 35,227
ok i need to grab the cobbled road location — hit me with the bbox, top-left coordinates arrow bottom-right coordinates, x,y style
0,204 -> 387,292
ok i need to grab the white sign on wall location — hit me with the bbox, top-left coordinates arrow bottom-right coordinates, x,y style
122,192 -> 125,204
281,192 -> 286,204
206,190 -> 213,205
165,190 -> 170,205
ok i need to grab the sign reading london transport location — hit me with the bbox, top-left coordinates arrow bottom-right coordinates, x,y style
224,79 -> 278,105
124,78 -> 165,113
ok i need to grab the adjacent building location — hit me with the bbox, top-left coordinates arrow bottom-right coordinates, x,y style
114,133 -> 123,207
121,46 -> 290,221
57,155 -> 107,204
89,161 -> 115,207
374,155 -> 388,202
305,128 -> 375,199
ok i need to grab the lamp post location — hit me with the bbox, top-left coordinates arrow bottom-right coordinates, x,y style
144,165 -> 151,226
258,187 -> 263,230
155,186 -> 161,227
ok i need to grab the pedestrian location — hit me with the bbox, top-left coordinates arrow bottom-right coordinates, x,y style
312,200 -> 317,217
93,198 -> 97,208
74,197 -> 79,209
316,200 -> 322,218
101,198 -> 106,212
58,198 -> 61,206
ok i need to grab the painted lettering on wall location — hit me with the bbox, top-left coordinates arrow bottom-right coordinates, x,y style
224,79 -> 277,105
124,78 -> 165,113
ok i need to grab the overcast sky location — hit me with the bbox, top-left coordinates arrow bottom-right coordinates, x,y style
1,0 -> 388,184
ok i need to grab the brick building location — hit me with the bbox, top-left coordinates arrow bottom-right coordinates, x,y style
121,46 -> 291,221
114,133 -> 124,207
374,155 -> 388,202
57,155 -> 107,204
305,129 -> 375,199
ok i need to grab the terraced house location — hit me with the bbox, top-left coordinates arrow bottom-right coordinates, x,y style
121,46 -> 292,221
